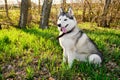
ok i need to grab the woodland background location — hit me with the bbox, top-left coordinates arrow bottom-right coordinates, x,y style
0,0 -> 120,80
0,0 -> 120,29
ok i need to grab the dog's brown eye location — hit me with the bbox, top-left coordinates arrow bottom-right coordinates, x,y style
64,19 -> 67,21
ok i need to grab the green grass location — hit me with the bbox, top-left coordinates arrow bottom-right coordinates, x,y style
0,23 -> 120,80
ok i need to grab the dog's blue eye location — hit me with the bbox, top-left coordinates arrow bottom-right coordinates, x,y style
59,19 -> 61,20
64,19 -> 67,21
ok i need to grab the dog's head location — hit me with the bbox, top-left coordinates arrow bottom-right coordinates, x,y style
57,7 -> 77,33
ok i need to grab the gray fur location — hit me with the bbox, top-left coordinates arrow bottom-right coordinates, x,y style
57,7 -> 103,67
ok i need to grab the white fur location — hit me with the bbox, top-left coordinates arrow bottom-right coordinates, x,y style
89,54 -> 102,64
57,8 -> 102,67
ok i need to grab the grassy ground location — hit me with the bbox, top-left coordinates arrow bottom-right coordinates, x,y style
0,23 -> 120,80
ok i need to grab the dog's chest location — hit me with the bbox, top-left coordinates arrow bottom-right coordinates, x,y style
59,37 -> 74,48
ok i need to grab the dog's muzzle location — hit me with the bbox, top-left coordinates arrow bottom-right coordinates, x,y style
57,24 -> 68,28
57,24 -> 61,27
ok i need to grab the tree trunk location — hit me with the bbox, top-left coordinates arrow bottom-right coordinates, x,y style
86,0 -> 95,22
61,0 -> 66,10
18,0 -> 30,28
103,0 -> 111,16
40,0 -> 53,29
82,0 -> 87,22
99,0 -> 111,27
38,0 -> 41,14
27,0 -> 32,26
4,0 -> 10,19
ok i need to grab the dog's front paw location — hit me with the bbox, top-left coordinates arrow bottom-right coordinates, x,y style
68,58 -> 74,68
68,63 -> 73,68
63,56 -> 67,63
63,58 -> 67,63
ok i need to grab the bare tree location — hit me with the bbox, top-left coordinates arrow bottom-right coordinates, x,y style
38,0 -> 41,14
40,0 -> 53,29
27,0 -> 32,26
18,0 -> 31,28
82,0 -> 87,22
61,0 -> 66,10
99,0 -> 111,27
4,0 -> 10,19
86,0 -> 95,21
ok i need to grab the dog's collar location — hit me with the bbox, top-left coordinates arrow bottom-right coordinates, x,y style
57,26 -> 75,39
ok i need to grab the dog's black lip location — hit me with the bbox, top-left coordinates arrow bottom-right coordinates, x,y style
65,24 -> 69,28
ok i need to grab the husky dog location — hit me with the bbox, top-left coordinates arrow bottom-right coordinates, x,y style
57,7 -> 103,67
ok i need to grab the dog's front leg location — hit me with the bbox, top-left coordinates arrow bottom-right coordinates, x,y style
63,49 -> 68,63
68,51 -> 75,68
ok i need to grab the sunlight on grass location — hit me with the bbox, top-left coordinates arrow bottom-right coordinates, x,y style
0,23 -> 120,79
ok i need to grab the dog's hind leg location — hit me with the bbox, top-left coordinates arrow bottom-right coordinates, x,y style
88,54 -> 102,65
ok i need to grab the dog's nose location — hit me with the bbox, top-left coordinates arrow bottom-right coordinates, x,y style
57,24 -> 61,27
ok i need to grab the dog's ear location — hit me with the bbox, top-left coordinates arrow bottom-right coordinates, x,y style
58,7 -> 64,16
68,7 -> 74,16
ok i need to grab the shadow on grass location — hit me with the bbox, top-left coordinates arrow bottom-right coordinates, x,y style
71,61 -> 118,80
82,28 -> 120,38
21,28 -> 57,40
83,28 -> 120,47
18,27 -> 119,80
